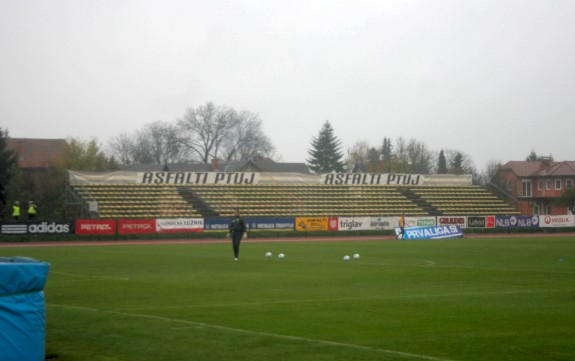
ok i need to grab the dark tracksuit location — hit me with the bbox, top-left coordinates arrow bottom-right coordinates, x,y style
229,216 -> 247,258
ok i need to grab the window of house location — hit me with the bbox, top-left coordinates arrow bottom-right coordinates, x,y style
546,178 -> 551,190
567,179 -> 574,188
537,179 -> 543,190
533,203 -> 540,215
545,204 -> 552,214
555,179 -> 562,190
522,179 -> 532,197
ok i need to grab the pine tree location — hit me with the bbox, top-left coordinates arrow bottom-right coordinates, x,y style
381,137 -> 393,160
437,149 -> 447,174
307,121 -> 345,173
526,149 -> 538,161
450,152 -> 464,175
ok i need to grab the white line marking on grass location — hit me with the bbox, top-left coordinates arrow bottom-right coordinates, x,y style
115,288 -> 573,312
46,303 -> 457,361
50,271 -> 131,281
424,264 -> 575,275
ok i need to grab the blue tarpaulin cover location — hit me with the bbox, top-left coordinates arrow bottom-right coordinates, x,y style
0,257 -> 50,361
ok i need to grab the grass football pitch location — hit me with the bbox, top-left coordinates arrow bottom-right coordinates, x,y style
3,235 -> 575,361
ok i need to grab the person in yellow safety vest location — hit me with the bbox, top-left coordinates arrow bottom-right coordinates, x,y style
397,212 -> 406,239
12,201 -> 21,222
28,201 -> 37,221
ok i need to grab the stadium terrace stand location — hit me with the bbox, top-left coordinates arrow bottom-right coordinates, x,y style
68,171 -> 519,219
404,186 -> 519,216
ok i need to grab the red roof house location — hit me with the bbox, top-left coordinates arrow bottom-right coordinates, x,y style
496,159 -> 575,215
6,138 -> 66,169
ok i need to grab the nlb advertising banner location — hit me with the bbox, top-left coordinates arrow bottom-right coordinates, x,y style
539,215 -> 575,228
397,225 -> 464,240
118,219 -> 156,234
76,220 -> 116,235
156,218 -> 204,233
495,216 -> 539,228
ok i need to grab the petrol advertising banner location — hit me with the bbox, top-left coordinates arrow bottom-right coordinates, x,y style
539,215 -> 575,228
495,216 -> 538,228
156,218 -> 204,233
295,217 -> 337,231
75,220 -> 116,235
396,225 -> 464,240
118,219 -> 156,234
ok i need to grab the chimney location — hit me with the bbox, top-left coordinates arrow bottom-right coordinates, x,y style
540,156 -> 552,169
211,158 -> 220,171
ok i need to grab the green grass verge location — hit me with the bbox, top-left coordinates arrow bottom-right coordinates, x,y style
2,236 -> 575,360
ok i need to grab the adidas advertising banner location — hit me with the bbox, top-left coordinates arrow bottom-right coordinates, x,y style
156,218 -> 204,233
539,215 -> 575,228
396,225 -> 464,240
495,216 -> 539,228
1,222 -> 73,235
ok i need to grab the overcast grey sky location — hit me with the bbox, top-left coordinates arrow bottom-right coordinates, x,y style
1,0 -> 574,172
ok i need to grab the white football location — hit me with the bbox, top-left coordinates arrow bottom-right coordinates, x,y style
265,252 -> 272,258
343,255 -> 351,262
278,253 -> 285,260
353,253 -> 361,260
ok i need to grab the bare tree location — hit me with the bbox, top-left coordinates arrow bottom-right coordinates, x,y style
109,122 -> 182,166
221,110 -> 274,161
384,137 -> 433,173
406,138 -> 434,174
142,121 -> 183,165
178,102 -> 275,163
346,140 -> 369,172
478,159 -> 503,186
387,137 -> 410,173
345,140 -> 381,172
177,102 -> 235,163
108,133 -> 137,165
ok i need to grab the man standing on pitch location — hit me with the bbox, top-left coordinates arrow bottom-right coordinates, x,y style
397,212 -> 406,239
228,209 -> 247,261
